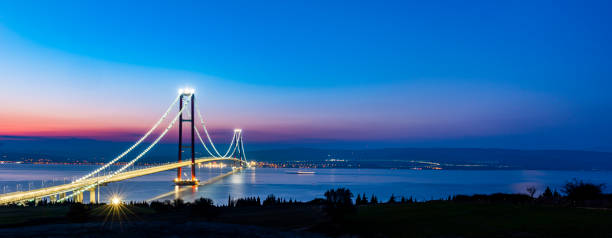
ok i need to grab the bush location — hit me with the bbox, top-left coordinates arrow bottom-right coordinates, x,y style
562,179 -> 605,202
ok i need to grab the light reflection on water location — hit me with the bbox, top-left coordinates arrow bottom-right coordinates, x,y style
1,164 -> 612,205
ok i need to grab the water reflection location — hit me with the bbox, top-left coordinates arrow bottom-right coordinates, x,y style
174,185 -> 180,200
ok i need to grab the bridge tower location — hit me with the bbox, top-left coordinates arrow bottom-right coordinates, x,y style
176,88 -> 198,185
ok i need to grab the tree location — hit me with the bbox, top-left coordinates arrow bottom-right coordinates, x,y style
235,197 -> 260,207
191,197 -> 219,220
526,186 -> 537,198
370,195 -> 378,204
263,194 -> 277,206
173,198 -> 185,209
562,179 -> 605,201
323,188 -> 355,220
194,197 -> 214,207
387,194 -> 396,204
356,194 -> 362,205
541,186 -> 553,199
361,193 -> 368,204
324,188 -> 353,205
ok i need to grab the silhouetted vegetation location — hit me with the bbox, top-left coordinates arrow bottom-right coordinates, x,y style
526,186 -> 537,198
65,203 -> 90,222
563,179 -> 605,201
370,194 -> 378,204
2,179 -> 612,237
387,194 -> 396,203
452,193 -> 533,204
323,188 -> 355,220
234,196 -> 260,207
190,197 -> 218,219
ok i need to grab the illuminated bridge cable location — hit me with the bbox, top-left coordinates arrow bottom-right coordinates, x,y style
59,96 -> 191,202
222,131 -> 238,157
195,104 -> 233,157
191,109 -> 238,158
194,126 -> 220,158
239,133 -> 247,163
227,130 -> 241,158
189,106 -> 223,158
73,95 -> 181,183
194,103 -> 240,158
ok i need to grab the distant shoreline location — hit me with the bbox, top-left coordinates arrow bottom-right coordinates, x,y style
2,162 -> 612,171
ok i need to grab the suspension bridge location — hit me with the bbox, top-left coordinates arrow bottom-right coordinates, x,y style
0,88 -> 251,205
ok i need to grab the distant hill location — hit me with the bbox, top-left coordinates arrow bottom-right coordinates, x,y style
1,136 -> 611,170
248,148 -> 612,170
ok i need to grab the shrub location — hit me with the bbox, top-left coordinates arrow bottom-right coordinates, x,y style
562,179 -> 605,201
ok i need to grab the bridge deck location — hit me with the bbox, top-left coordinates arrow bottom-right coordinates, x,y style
0,157 -> 245,204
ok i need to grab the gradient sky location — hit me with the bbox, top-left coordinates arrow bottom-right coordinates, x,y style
0,1 -> 610,150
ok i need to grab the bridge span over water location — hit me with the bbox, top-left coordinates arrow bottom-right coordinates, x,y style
0,88 -> 252,205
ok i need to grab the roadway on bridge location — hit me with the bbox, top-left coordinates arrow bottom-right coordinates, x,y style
0,157 -> 246,205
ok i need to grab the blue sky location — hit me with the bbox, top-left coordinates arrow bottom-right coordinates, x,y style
0,0 -> 610,150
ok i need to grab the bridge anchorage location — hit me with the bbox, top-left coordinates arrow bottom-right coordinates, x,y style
0,88 -> 251,205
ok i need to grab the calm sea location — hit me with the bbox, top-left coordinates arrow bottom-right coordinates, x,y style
1,164 -> 612,205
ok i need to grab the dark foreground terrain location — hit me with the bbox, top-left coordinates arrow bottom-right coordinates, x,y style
3,182 -> 612,237
1,201 -> 611,237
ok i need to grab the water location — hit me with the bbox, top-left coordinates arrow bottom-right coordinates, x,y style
2,164 -> 612,205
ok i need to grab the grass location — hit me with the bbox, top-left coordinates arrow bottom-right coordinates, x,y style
0,206 -> 69,227
1,202 -> 611,237
215,206 -> 326,230
339,202 -> 612,237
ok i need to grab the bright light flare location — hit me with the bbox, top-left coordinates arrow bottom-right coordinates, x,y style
110,196 -> 121,206
179,87 -> 195,95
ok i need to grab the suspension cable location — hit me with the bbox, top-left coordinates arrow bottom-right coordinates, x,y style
222,132 -> 238,157
195,102 -> 239,158
194,126 -> 220,158
195,103 -> 224,157
74,95 -> 181,183
227,131 -> 240,158
239,133 -> 248,163
59,96 -> 191,202
182,106 -> 216,157
191,108 -> 238,158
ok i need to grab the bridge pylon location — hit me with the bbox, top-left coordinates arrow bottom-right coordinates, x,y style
175,88 -> 199,186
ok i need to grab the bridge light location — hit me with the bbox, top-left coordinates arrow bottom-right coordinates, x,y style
179,88 -> 195,95
234,128 -> 242,133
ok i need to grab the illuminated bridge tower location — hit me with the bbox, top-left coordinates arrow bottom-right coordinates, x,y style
176,88 -> 198,185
